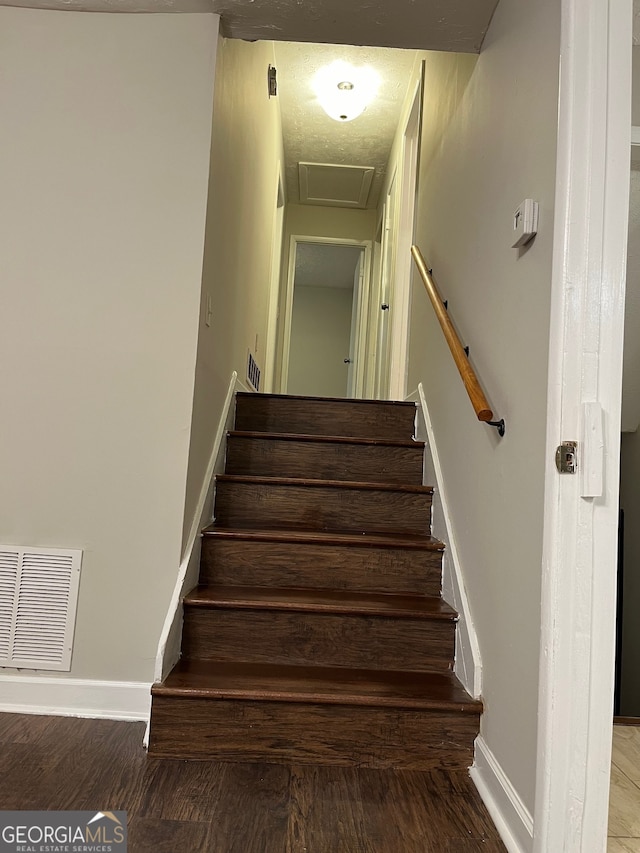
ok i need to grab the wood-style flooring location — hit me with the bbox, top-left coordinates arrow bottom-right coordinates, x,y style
609,724 -> 640,852
0,712 -> 506,852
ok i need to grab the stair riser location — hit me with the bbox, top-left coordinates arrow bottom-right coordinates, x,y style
214,482 -> 432,536
235,396 -> 416,441
182,609 -> 454,672
225,437 -> 424,485
200,538 -> 443,596
149,697 -> 479,769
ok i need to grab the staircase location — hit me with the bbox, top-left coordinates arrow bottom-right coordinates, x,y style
149,392 -> 481,769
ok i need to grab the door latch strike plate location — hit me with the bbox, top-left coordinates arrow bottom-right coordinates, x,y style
556,441 -> 578,474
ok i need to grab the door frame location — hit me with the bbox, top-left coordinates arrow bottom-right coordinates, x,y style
264,165 -> 285,393
533,1 -> 631,850
374,174 -> 398,399
388,71 -> 422,401
279,234 -> 373,397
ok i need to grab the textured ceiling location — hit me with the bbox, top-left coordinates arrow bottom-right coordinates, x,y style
212,0 -> 499,52
0,0 -> 499,49
295,243 -> 362,290
276,42 -> 417,208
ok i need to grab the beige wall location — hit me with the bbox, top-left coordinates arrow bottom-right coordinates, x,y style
0,9 -> 218,682
288,286 -> 353,397
284,204 -> 378,244
183,37 -> 285,543
407,0 -> 559,811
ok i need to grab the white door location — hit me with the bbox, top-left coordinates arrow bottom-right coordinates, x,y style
533,1 -> 631,850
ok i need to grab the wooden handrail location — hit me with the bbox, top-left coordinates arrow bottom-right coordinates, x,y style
411,245 -> 505,436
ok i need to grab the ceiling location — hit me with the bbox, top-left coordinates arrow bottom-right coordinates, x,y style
275,42 -> 417,209
212,0 -> 499,52
295,243 -> 362,290
0,0 -> 499,50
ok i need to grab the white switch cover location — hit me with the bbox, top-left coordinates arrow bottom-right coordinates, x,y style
512,199 -> 539,248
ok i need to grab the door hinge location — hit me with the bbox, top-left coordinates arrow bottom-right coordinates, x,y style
556,441 -> 578,474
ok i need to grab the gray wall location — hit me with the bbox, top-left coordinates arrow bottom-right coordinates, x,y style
184,37 -> 285,549
407,0 -> 559,812
0,8 -> 218,683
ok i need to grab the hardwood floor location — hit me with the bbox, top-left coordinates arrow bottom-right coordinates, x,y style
609,724 -> 640,851
0,712 -> 506,852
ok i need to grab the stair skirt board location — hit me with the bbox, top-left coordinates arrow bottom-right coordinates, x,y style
410,384 -> 482,699
149,392 -> 481,768
153,371 -> 242,685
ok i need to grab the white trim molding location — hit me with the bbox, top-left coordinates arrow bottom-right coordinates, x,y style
534,1 -> 632,851
409,384 -> 482,697
471,737 -> 534,853
280,235 -> 373,397
0,674 -> 151,722
153,371 -> 241,685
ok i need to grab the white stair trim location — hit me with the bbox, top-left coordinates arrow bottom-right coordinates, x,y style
408,383 -> 482,697
0,674 -> 151,721
153,371 -> 242,687
471,736 -> 534,853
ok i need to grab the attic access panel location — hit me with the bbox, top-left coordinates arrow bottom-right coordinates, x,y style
299,163 -> 375,209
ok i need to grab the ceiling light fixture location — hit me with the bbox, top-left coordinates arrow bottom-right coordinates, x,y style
312,61 -> 380,123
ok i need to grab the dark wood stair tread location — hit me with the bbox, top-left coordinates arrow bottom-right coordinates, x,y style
153,660 -> 481,713
216,473 -> 433,495
184,585 -> 457,620
202,526 -> 445,551
236,392 -> 416,408
227,430 -> 425,449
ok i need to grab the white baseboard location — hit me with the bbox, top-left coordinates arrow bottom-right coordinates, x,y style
471,736 -> 534,853
0,674 -> 151,721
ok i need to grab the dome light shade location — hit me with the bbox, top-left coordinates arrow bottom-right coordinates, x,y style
312,61 -> 380,122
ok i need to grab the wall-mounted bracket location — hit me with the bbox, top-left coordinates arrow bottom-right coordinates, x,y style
487,419 -> 506,437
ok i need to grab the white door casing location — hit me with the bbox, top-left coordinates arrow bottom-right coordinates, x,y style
375,174 -> 398,398
388,74 -> 422,402
347,252 -> 366,396
264,167 -> 286,393
280,236 -> 372,397
533,1 -> 631,851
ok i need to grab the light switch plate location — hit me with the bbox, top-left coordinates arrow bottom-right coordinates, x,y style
512,199 -> 539,248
